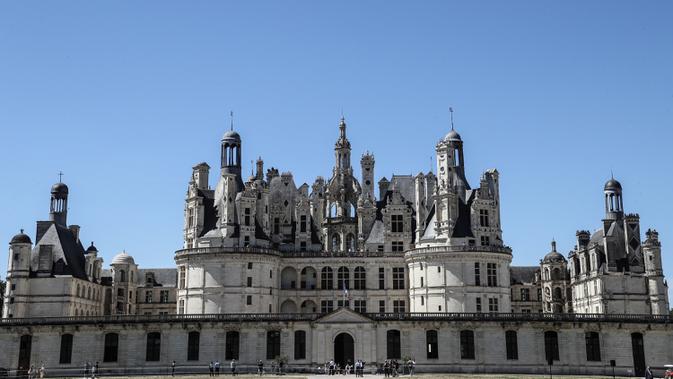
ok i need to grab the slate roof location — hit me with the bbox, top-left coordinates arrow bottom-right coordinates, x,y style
197,189 -> 217,237
510,266 -> 539,285
137,268 -> 177,287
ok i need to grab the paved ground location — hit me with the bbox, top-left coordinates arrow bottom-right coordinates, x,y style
98,374 -> 636,379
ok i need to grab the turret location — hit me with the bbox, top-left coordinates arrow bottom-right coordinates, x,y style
333,117 -> 352,174
221,128 -> 244,191
3,230 -> 33,318
642,229 -> 669,315
603,178 -> 623,221
192,162 -> 210,190
360,152 -> 375,201
49,182 -> 69,226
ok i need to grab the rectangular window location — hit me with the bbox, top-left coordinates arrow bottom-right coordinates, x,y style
393,300 -> 405,313
248,262 -> 253,269
476,298 -> 482,312
420,277 -> 424,288
246,295 -> 252,305
187,331 -> 200,361
273,218 -> 280,234
300,241 -> 306,252
392,267 -> 405,289
321,300 -> 334,313
225,331 -> 240,360
247,277 -> 252,287
377,245 -> 384,252
146,332 -> 161,362
188,208 -> 194,228
481,235 -> 490,246
160,290 -> 169,303
488,298 -> 499,313
391,214 -> 403,233
378,268 -> 385,289
460,330 -> 475,360
479,209 -> 489,227
266,331 -> 281,360
178,299 -> 185,314
521,288 -> 530,301
59,334 -> 73,364
294,330 -> 306,360
426,330 -> 439,359
354,300 -> 367,313
505,330 -> 518,360
487,263 -> 497,287
145,291 -> 153,303
300,215 -> 307,233
179,266 -> 186,289
354,267 -> 366,290
103,333 -> 119,362
474,263 -> 481,286
386,330 -> 401,359
379,300 -> 386,313
391,241 -> 404,252
244,208 -> 251,226
544,331 -> 560,362
337,300 -> 350,308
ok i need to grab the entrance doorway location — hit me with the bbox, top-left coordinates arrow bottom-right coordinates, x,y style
631,333 -> 646,376
18,335 -> 32,371
334,333 -> 354,368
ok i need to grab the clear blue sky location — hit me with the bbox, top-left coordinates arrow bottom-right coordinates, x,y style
1,2 -> 672,300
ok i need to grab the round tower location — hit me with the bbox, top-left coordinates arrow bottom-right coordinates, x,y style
642,229 -> 669,314
221,129 -> 244,191
603,178 -> 623,221
3,230 -> 33,318
49,182 -> 69,226
540,240 -> 569,313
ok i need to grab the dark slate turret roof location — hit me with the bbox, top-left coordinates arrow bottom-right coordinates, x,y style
10,231 -> 32,244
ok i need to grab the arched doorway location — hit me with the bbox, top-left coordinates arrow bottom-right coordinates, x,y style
334,333 -> 354,368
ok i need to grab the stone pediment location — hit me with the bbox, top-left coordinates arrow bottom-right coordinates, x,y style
314,308 -> 373,324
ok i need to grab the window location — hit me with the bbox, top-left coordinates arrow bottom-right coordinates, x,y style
300,215 -> 307,233
391,214 -> 403,233
244,208 -> 251,226
378,268 -> 385,289
505,331 -> 518,360
145,291 -> 153,303
321,267 -> 334,289
544,331 -> 559,362
379,300 -> 386,313
247,277 -> 252,287
266,331 -> 281,360
521,288 -> 530,301
337,267 -> 350,290
300,241 -> 306,252
146,332 -> 161,361
476,298 -> 482,312
386,330 -> 401,359
460,330 -> 475,360
225,331 -> 240,360
178,299 -> 185,314
585,332 -> 601,362
426,330 -> 438,359
273,218 -> 280,234
391,241 -> 404,252
474,263 -> 481,286
160,290 -> 169,303
187,331 -> 200,361
488,298 -> 499,313
321,300 -> 334,313
420,277 -> 424,288
479,209 -> 489,227
294,331 -> 306,360
421,296 -> 424,305
377,245 -> 384,252
179,266 -> 186,289
246,296 -> 252,305
248,262 -> 253,269
392,267 -> 405,289
393,300 -> 405,313
103,333 -> 119,362
487,263 -> 497,287
59,334 -> 73,364
481,236 -> 490,246
354,300 -> 367,313
244,236 -> 250,247
119,270 -> 126,282
354,267 -> 366,289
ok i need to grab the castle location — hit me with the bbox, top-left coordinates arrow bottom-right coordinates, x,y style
1,117 -> 670,376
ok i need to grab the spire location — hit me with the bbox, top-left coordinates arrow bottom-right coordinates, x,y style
230,111 -> 234,131
58,171 -> 64,183
339,116 -> 347,140
551,239 -> 557,252
449,107 -> 454,130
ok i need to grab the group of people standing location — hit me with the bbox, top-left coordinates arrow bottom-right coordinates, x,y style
25,364 -> 45,379
323,359 -> 365,375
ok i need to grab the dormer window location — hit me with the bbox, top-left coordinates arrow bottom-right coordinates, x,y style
391,215 -> 403,233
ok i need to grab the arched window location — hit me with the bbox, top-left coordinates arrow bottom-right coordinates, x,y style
294,330 -> 306,360
76,284 -> 81,298
187,331 -> 200,361
460,330 -> 475,360
585,332 -> 601,362
225,331 -> 240,360
337,267 -> 350,290
353,267 -> 366,290
104,333 -> 119,362
300,267 -> 317,290
505,330 -> 518,360
329,203 -> 337,218
146,332 -> 161,361
426,330 -> 438,359
552,268 -> 561,281
266,331 -> 281,360
59,334 -> 73,364
544,268 -> 550,281
331,234 -> 341,252
544,331 -> 559,362
386,330 -> 401,359
321,267 -> 334,290
346,234 -> 355,252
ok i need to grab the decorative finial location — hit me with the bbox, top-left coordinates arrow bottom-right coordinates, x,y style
91,241 -> 94,246
230,111 -> 234,131
20,228 -> 24,234
551,239 -> 557,252
611,169 -> 614,180
449,107 -> 454,130
58,171 -> 64,183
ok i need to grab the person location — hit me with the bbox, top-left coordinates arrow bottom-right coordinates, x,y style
645,366 -> 654,379
91,362 -> 97,379
408,359 -> 415,377
209,362 -> 214,377
230,359 -> 237,376
84,362 -> 90,379
171,360 -> 176,377
27,366 -> 34,379
39,364 -> 45,379
215,361 -> 220,376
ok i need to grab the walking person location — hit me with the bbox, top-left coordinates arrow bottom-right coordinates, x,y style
39,364 -> 45,379
215,361 -> 220,376
645,366 -> 654,379
230,359 -> 237,376
171,360 -> 176,377
209,362 -> 214,377
257,360 -> 264,376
